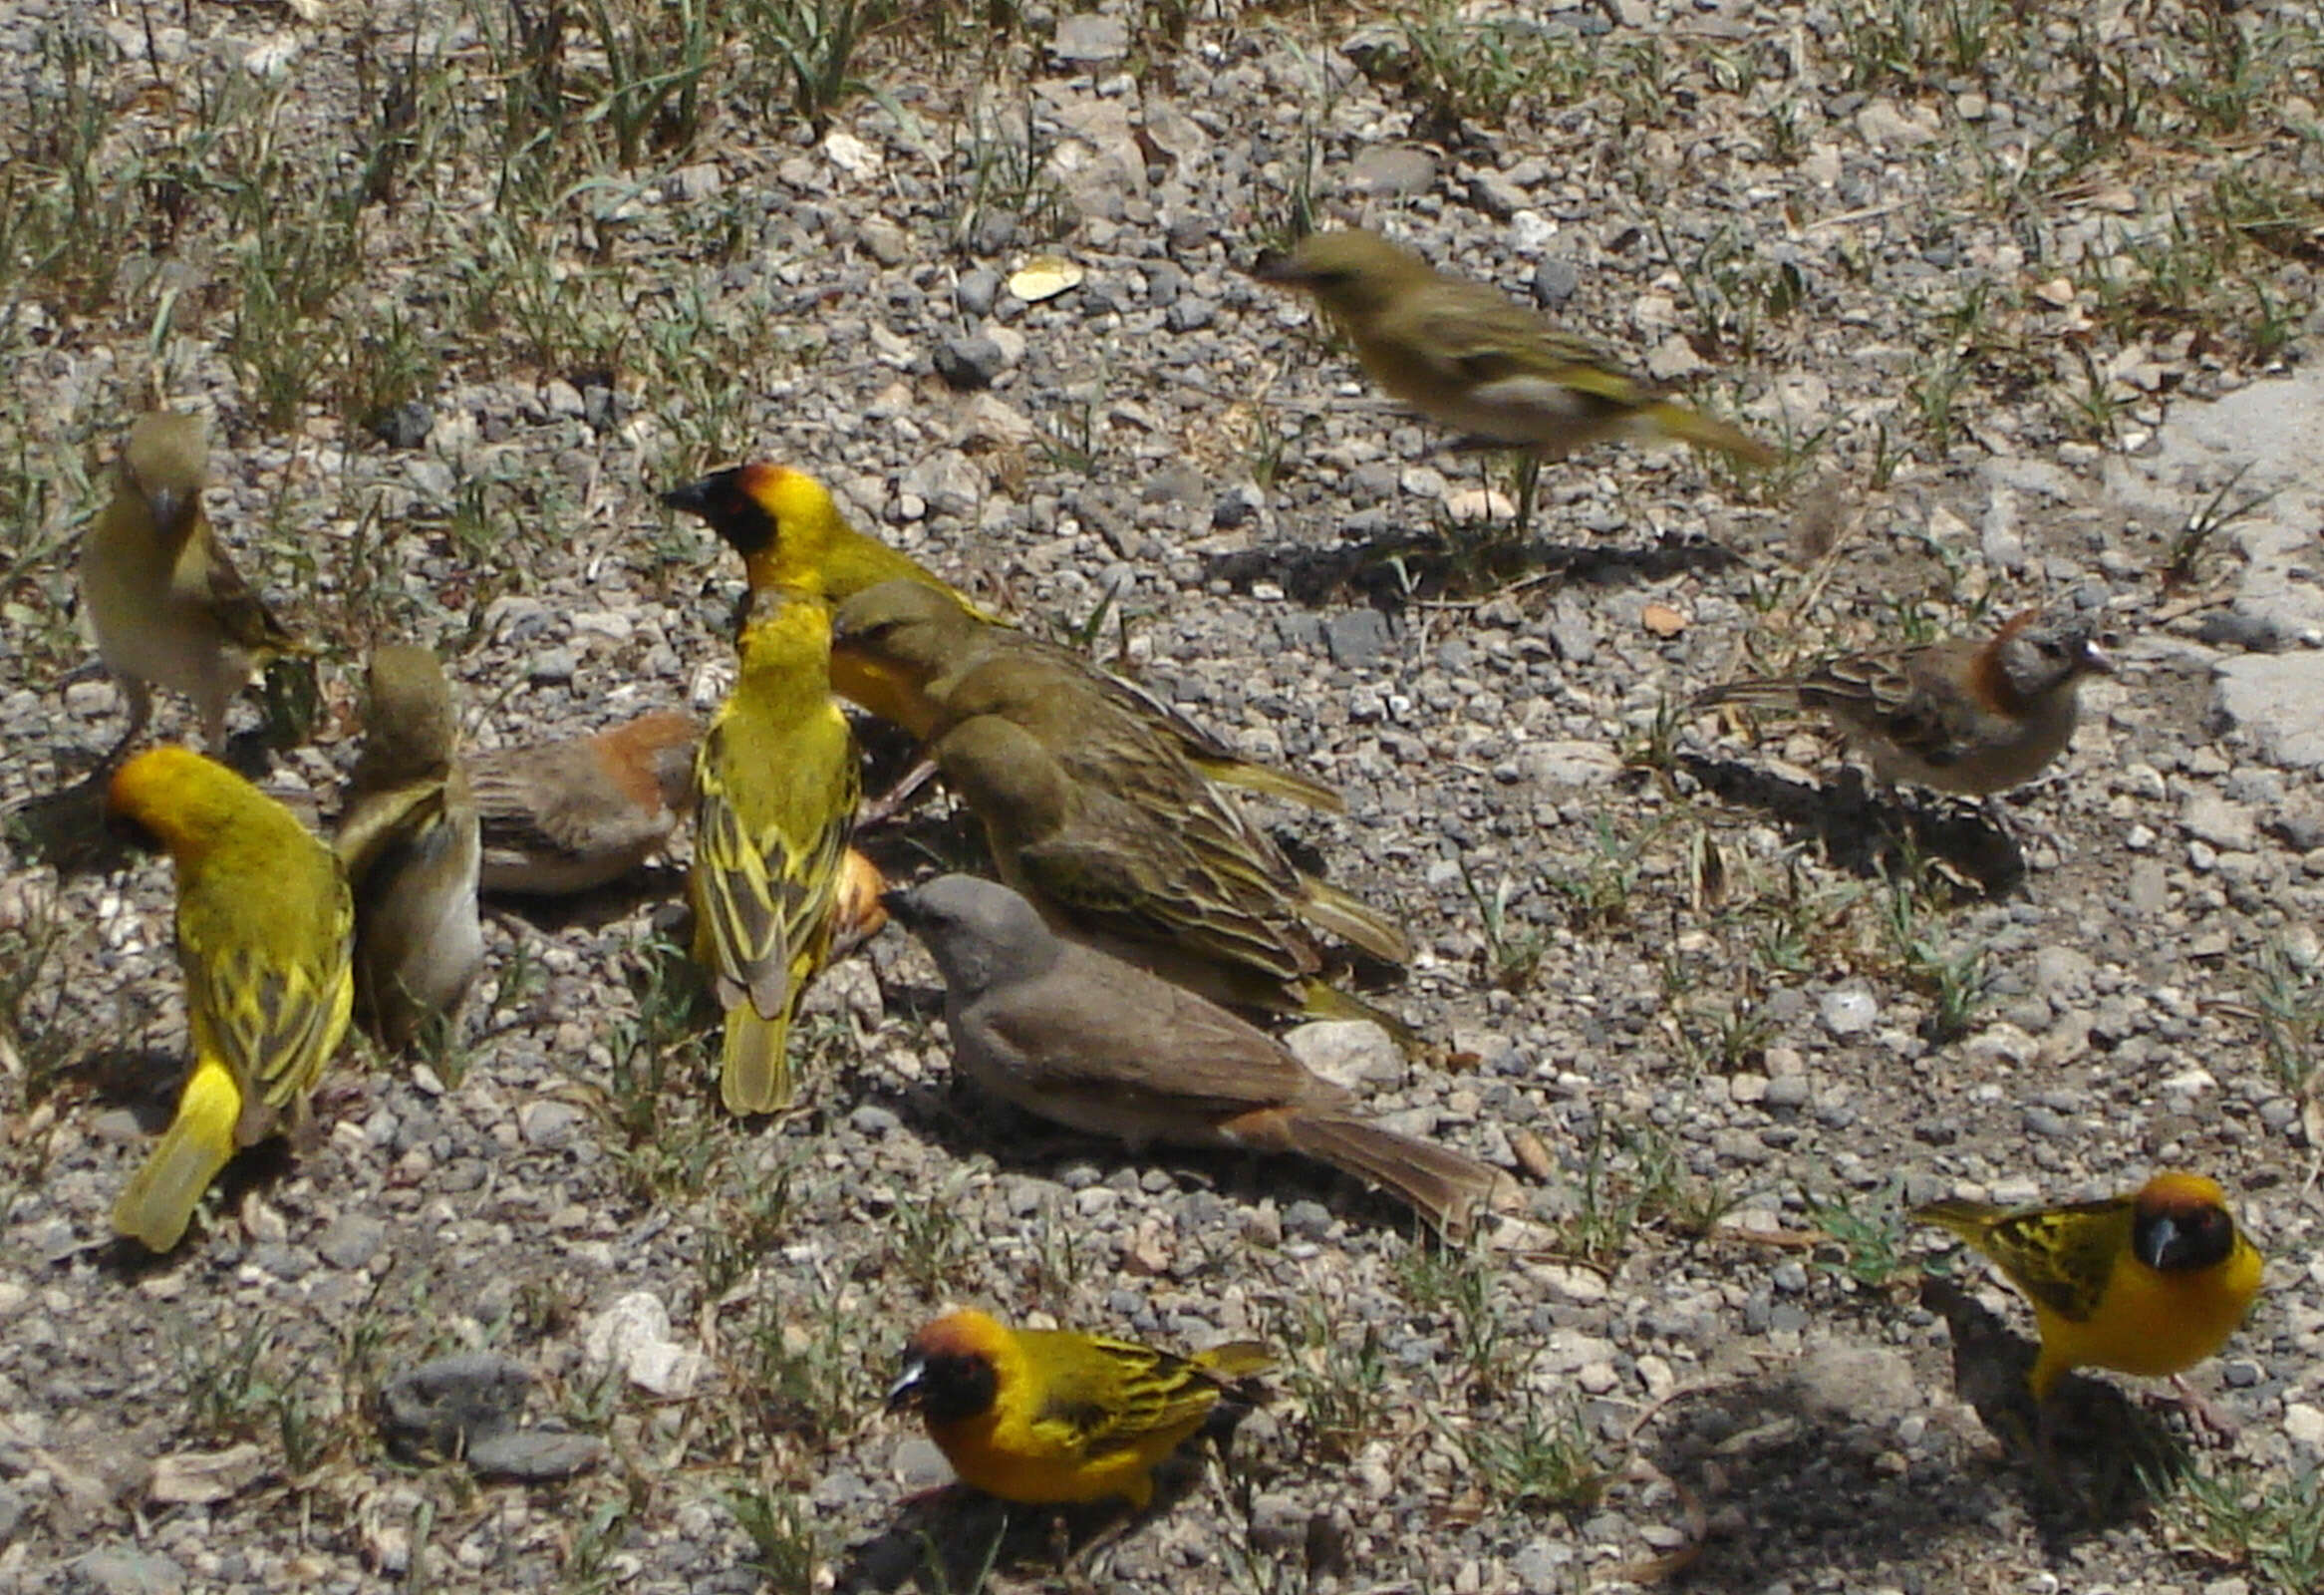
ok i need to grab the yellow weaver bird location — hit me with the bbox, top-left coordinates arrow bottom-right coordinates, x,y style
887,1308 -> 1271,1509
108,747 -> 354,1251
663,461 -> 991,609
1253,228 -> 1773,526
690,586 -> 860,1114
831,578 -> 1344,812
1914,1171 -> 2263,1407
663,464 -> 1007,727
78,411 -> 303,755
930,712 -> 1402,1025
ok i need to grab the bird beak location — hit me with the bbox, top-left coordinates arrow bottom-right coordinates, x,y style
144,484 -> 191,536
878,887 -> 920,927
2138,1212 -> 2185,1270
884,1358 -> 928,1413
2081,637 -> 2116,675
660,478 -> 713,515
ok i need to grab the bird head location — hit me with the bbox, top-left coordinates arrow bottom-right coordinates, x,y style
2131,1172 -> 2239,1274
887,1309 -> 1007,1424
107,746 -> 248,860
599,712 -> 703,816
1991,607 -> 2115,701
663,463 -> 839,575
353,644 -> 459,785
1250,228 -> 1435,320
880,872 -> 1060,997
121,411 -> 209,547
829,578 -> 981,679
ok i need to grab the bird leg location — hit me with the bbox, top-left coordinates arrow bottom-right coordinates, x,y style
105,675 -> 153,764
856,757 -> 940,830
1513,452 -> 1542,535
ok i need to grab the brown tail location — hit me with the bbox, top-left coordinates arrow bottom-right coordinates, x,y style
1275,1111 -> 1506,1238
1297,874 -> 1410,965
1690,678 -> 1805,713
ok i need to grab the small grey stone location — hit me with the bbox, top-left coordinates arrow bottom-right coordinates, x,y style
1141,461 -> 1207,506
858,217 -> 910,266
1820,985 -> 1878,1036
850,1104 -> 901,1136
520,1100 -> 583,1147
1165,296 -> 1216,333
1789,1345 -> 1918,1425
1143,261 -> 1185,307
1543,596 -> 1596,662
2197,608 -> 2297,653
252,1243 -> 313,1280
1284,1019 -> 1402,1088
934,335 -> 1006,392
527,648 -> 578,685
2022,1105 -> 2070,1137
317,1213 -> 387,1270
370,401 -> 433,449
1212,483 -> 1264,528
1349,146 -> 1436,197
1514,1530 -> 1570,1589
891,1435 -> 953,1490
967,208 -> 1018,257
666,161 -> 722,202
957,268 -> 1001,317
73,1549 -> 184,1595
2181,794 -> 2259,851
380,1353 -> 535,1463
1324,608 -> 1393,669
1051,12 -> 1128,64
1532,259 -> 1581,308
1274,612 -> 1325,652
1283,1199 -> 1334,1240
2213,652 -> 2324,768
2032,946 -> 2097,1001
1764,1075 -> 1811,1110
1469,170 -> 1529,220
466,1427 -> 606,1481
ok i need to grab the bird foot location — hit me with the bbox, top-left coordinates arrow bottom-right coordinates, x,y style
2156,1376 -> 2240,1445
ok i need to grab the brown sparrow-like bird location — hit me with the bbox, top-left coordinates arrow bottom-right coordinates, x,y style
884,874 -> 1504,1238
466,712 -> 701,896
1693,607 -> 2113,798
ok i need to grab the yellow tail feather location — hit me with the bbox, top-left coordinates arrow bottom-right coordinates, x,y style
1640,401 -> 1777,467
113,1055 -> 242,1253
1199,759 -> 1346,814
1297,875 -> 1410,965
720,1007 -> 792,1116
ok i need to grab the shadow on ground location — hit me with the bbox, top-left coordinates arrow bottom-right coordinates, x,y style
833,1436 -> 1240,1593
1678,752 -> 2026,894
1205,527 -> 1742,609
1641,1283 -> 2191,1589
847,997 -> 1444,1247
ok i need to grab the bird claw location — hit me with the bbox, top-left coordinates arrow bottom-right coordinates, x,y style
2157,1376 -> 2241,1445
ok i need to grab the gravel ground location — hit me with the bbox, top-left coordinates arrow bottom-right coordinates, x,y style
3,2 -> 2322,1592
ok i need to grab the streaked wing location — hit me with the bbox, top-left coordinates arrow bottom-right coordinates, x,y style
1983,1197 -> 2133,1323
